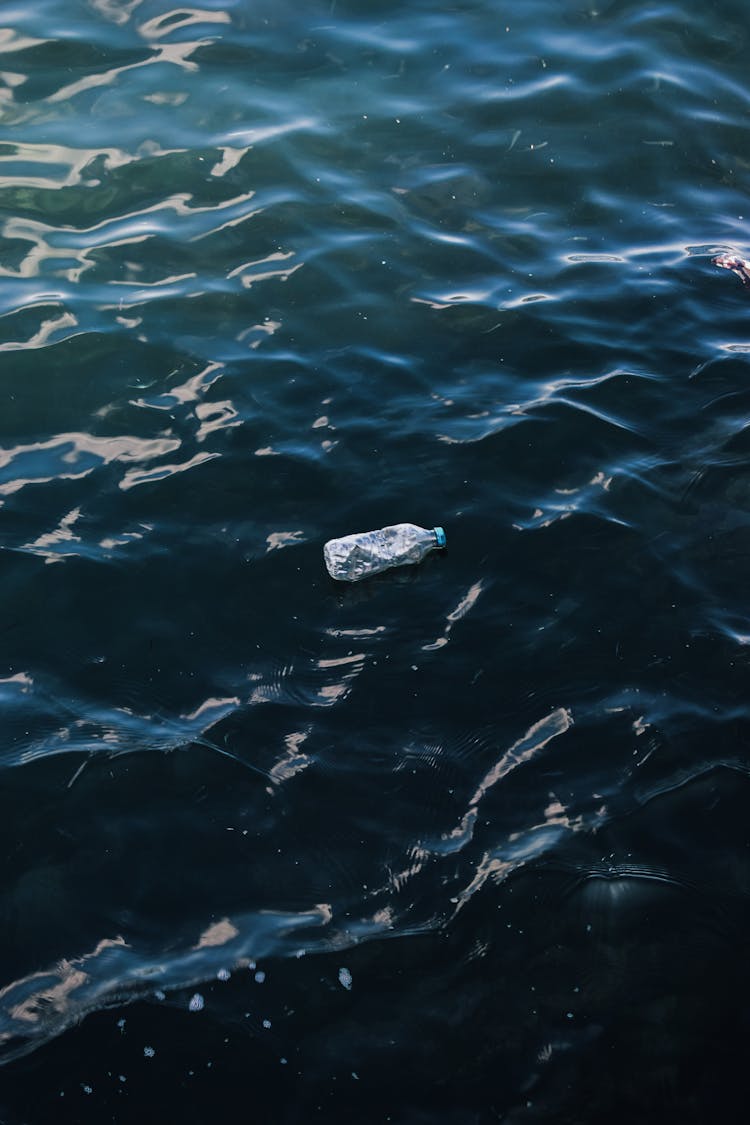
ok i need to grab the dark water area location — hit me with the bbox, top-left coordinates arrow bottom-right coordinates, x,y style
1,0 -> 750,1120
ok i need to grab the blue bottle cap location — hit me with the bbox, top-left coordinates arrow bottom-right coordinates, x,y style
433,526 -> 447,548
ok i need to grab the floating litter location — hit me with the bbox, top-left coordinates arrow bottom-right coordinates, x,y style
324,523 -> 446,582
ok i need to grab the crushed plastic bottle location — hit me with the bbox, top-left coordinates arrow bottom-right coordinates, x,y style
324,523 -> 446,582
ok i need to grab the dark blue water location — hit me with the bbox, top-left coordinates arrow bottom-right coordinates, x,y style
1,1 -> 750,1120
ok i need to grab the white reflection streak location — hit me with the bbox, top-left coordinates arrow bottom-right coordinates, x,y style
514,470 -> 615,531
0,181 -> 261,291
388,853 -> 425,895
0,219 -> 98,281
237,319 -> 281,348
422,579 -> 484,651
22,506 -> 82,564
269,730 -> 312,785
0,433 -> 179,467
0,143 -> 135,190
48,59 -> 151,103
110,274 -> 197,306
0,29 -> 45,53
0,671 -> 33,689
222,118 -> 321,147
11,189 -> 256,242
469,708 -> 572,807
89,0 -> 144,25
507,367 -> 646,422
9,969 -> 88,1025
266,530 -> 305,552
227,250 -> 302,288
47,37 -> 218,102
2,189 -> 251,281
119,450 -> 219,490
455,816 -> 585,914
237,261 -> 303,288
439,708 -> 573,856
134,359 -> 224,408
317,653 -> 365,670
183,696 -> 240,724
168,359 -> 224,403
443,712 -> 575,911
324,626 -> 386,639
190,206 -> 263,241
211,146 -> 249,177
98,528 -> 146,551
314,652 -> 365,705
196,400 -> 241,441
0,937 -> 128,1036
193,918 -> 239,950
0,904 -> 347,1058
138,8 -> 231,39
0,311 -> 78,351
0,432 -> 181,496
152,37 -> 224,71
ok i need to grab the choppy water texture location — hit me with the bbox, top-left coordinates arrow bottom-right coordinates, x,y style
1,1 -> 749,1121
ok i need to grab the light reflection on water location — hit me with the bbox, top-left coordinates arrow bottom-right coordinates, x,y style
0,0 -> 749,1120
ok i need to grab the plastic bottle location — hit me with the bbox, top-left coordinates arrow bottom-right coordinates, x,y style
324,523 -> 446,582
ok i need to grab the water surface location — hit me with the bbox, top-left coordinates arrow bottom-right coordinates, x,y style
1,1 -> 749,1121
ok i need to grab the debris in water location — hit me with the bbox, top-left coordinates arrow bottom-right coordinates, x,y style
714,253 -> 750,288
338,967 -> 353,991
189,993 -> 205,1012
143,1046 -> 155,1058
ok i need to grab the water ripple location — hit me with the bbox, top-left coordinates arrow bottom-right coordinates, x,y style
1,1 -> 749,1104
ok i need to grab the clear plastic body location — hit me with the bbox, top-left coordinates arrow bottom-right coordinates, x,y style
324,523 -> 446,582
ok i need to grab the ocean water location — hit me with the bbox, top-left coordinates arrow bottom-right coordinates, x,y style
1,0 -> 749,1121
